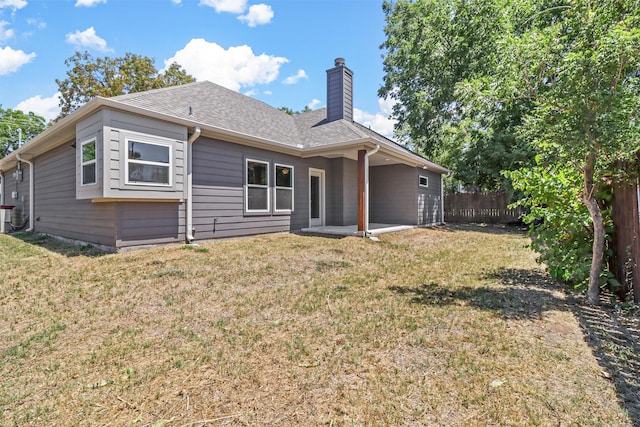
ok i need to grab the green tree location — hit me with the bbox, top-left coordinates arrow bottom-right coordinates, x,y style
506,162 -> 603,288
56,51 -> 195,119
278,106 -> 313,116
492,1 -> 640,304
379,0 -> 534,192
380,0 -> 640,304
0,107 -> 46,157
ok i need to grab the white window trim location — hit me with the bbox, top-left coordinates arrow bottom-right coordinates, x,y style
274,163 -> 294,213
80,138 -> 97,186
125,138 -> 172,187
419,175 -> 429,188
245,158 -> 270,213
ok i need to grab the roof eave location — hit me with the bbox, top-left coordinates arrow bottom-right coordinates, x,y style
302,137 -> 450,174
0,97 -> 107,172
0,97 -> 304,173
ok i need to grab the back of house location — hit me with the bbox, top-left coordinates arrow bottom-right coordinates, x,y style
0,59 -> 448,251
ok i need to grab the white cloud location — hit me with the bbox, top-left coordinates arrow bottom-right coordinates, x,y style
0,46 -> 35,75
164,38 -> 288,91
200,0 -> 246,13
0,0 -> 27,10
354,97 -> 399,139
306,98 -> 321,110
282,69 -> 307,85
238,3 -> 273,27
75,0 -> 106,6
171,0 -> 182,4
263,90 -> 272,95
26,18 -> 46,29
0,20 -> 14,40
243,89 -> 258,97
377,96 -> 396,116
66,27 -> 112,52
15,92 -> 60,122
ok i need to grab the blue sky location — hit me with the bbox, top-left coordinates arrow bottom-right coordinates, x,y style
0,0 -> 397,137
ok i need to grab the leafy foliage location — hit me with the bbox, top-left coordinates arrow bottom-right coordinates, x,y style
278,106 -> 312,116
495,1 -> 640,303
507,163 -> 610,290
55,51 -> 195,119
379,0 -> 534,192
381,0 -> 640,303
0,107 -> 46,157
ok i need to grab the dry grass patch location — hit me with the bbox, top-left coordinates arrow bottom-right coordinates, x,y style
0,226 -> 634,426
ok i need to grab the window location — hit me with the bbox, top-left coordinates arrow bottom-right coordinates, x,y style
274,164 -> 294,212
419,175 -> 429,188
81,139 -> 96,185
126,140 -> 171,186
246,159 -> 269,212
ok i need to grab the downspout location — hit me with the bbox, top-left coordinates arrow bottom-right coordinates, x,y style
364,144 -> 380,234
185,126 -> 201,242
15,154 -> 34,232
441,170 -> 451,224
0,171 -> 4,206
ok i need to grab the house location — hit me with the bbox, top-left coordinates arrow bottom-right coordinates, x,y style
0,58 -> 449,252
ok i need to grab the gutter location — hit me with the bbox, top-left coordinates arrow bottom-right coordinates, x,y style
15,154 -> 34,232
364,144 -> 380,234
185,126 -> 202,242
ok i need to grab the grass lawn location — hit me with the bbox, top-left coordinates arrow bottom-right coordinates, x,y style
0,225 -> 636,426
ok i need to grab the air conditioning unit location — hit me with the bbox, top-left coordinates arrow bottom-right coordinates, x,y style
0,205 -> 15,234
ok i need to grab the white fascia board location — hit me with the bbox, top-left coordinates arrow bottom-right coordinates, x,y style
0,97 -> 105,171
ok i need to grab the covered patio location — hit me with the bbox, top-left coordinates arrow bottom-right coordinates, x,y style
300,223 -> 415,237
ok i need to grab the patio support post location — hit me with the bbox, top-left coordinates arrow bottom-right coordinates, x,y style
357,149 -> 366,234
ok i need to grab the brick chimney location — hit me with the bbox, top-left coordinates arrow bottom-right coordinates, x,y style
326,57 -> 353,122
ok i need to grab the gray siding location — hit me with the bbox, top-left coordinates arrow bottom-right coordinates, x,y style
115,201 -> 183,247
76,113 -> 104,200
76,109 -> 187,201
328,158 -> 357,226
326,64 -> 354,122
10,141 -> 188,250
370,164 -> 418,225
369,165 -> 444,226
34,143 -> 117,247
106,110 -> 186,198
191,137 -> 334,239
417,169 -> 443,225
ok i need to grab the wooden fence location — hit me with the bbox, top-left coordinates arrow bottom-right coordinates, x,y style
444,192 -> 525,224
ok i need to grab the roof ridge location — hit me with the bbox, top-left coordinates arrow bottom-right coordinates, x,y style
111,80 -> 206,100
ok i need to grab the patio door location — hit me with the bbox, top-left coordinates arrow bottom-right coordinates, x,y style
309,168 -> 325,227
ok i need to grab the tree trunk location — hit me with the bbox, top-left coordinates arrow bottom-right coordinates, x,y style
583,153 -> 604,305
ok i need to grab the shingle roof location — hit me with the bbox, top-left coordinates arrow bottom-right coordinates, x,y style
110,81 -> 444,171
293,108 -> 368,147
111,81 -> 376,149
0,79 -> 446,174
111,81 -> 301,146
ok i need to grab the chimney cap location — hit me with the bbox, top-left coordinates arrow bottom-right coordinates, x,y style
334,57 -> 345,67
